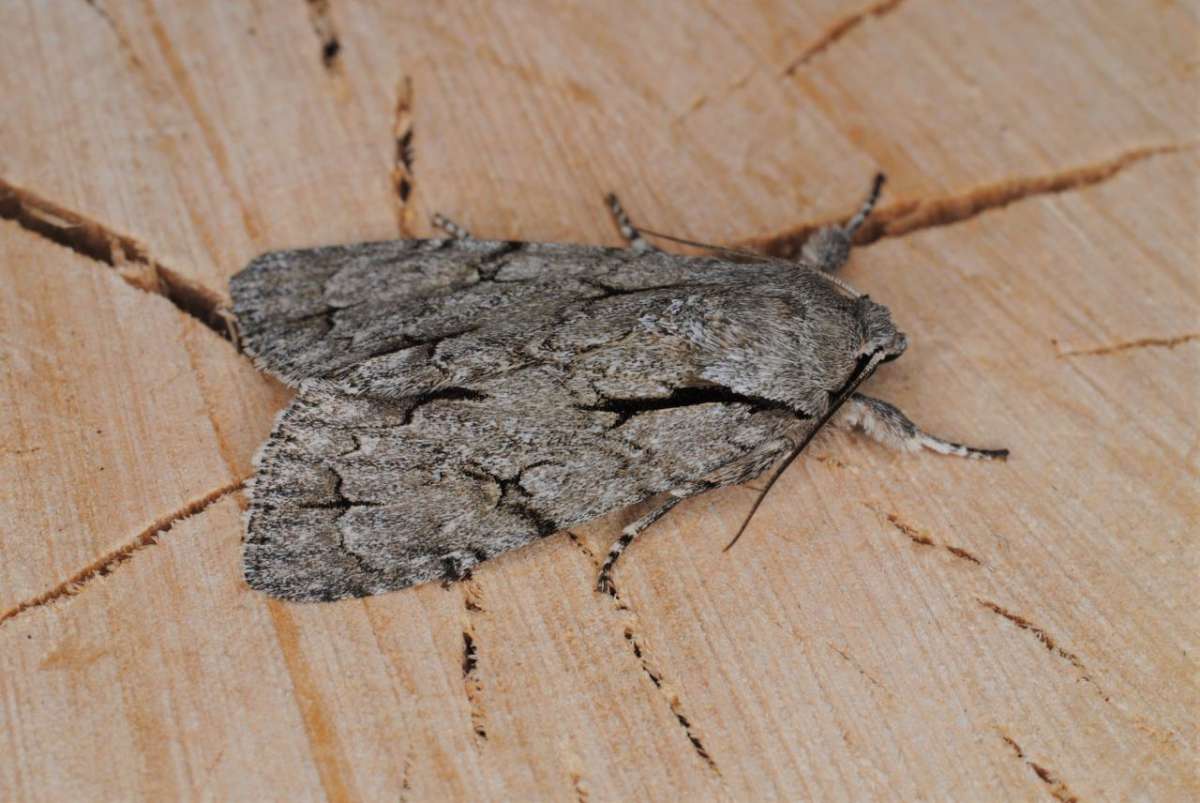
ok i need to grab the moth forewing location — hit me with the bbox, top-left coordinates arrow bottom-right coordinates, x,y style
233,176 -> 1005,601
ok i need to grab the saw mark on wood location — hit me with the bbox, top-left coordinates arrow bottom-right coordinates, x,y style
783,0 -> 908,74
745,144 -> 1190,258
80,0 -> 145,68
1055,332 -> 1200,358
142,0 -> 264,242
0,177 -> 235,341
0,479 -> 245,627
998,732 -> 1079,803
978,600 -> 1111,703
827,642 -> 894,698
566,532 -> 720,776
81,0 -> 120,36
674,68 -> 757,125
465,49 -> 601,109
174,321 -> 255,482
266,600 -> 358,803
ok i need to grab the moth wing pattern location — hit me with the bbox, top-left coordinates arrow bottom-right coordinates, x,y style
233,237 -> 899,600
232,238 -> 705,389
245,373 -> 806,601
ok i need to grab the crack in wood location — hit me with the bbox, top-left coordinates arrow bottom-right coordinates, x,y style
1055,332 -> 1200,358
5,142 -> 1184,363
886,512 -> 934,546
565,531 -> 721,776
0,177 -> 236,341
978,600 -> 1111,703
398,744 -> 414,801
783,0 -> 908,74
944,544 -> 982,565
0,478 -> 245,627
459,571 -> 488,742
998,732 -> 1079,803
570,770 -> 590,803
303,0 -> 341,68
866,504 -> 986,566
678,0 -> 907,121
743,144 -> 1191,258
392,76 -> 416,235
462,576 -> 485,613
461,626 -> 487,740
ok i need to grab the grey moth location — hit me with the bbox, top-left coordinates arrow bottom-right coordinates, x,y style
230,176 -> 1005,601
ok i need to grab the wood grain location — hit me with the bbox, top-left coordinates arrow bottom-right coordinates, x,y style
1,1 -> 1195,799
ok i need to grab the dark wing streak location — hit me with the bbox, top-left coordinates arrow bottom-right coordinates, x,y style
722,348 -> 889,552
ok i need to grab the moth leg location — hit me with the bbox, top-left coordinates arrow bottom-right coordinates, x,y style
802,172 -> 885,273
596,486 -> 702,594
439,554 -> 474,588
604,193 -> 656,254
430,212 -> 472,240
840,393 -> 1009,460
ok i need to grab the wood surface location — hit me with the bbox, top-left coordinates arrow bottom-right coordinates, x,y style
1,1 -> 1197,800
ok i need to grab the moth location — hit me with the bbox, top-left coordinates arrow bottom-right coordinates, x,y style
231,176 -> 1006,602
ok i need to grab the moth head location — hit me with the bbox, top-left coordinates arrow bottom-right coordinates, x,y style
854,294 -> 907,362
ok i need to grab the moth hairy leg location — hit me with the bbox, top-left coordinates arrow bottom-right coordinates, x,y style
431,212 -> 472,240
439,553 -> 473,588
840,392 -> 1009,460
802,172 -> 886,273
596,486 -> 702,594
604,192 -> 656,254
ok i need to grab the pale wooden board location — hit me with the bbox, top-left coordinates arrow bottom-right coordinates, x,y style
0,229 -> 241,608
1,0 -> 1196,800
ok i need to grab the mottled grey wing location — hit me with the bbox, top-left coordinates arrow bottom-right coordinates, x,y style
230,238 -> 739,389
235,238 -> 875,600
244,368 -> 800,601
231,238 -> 865,412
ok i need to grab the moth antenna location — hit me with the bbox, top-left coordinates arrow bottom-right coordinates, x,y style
639,229 -> 860,291
844,172 -> 886,238
638,228 -> 776,263
821,271 -> 865,299
723,348 -> 889,552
